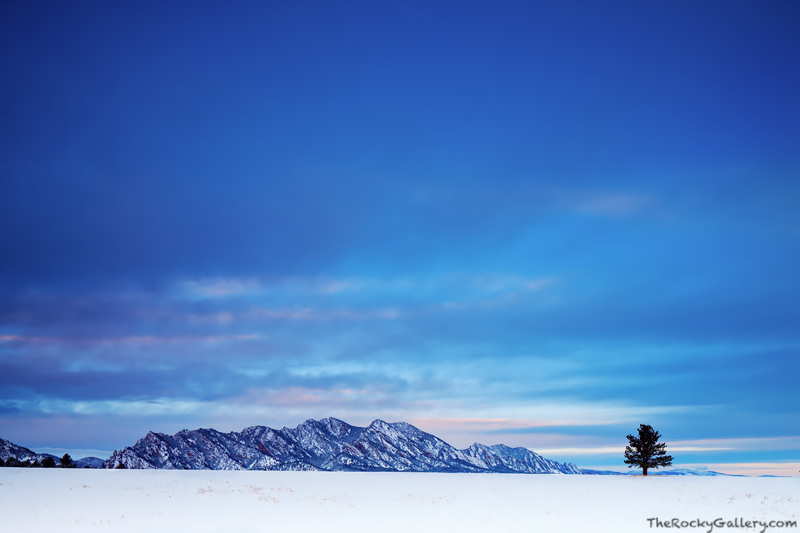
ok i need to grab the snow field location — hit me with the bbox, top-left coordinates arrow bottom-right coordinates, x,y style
1,468 -> 797,532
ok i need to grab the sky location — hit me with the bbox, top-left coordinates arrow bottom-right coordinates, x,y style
1,1 -> 798,476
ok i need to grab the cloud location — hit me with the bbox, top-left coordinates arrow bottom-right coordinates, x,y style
45,398 -> 208,417
674,462 -> 800,477
553,189 -> 653,216
177,276 -> 388,301
181,278 -> 263,298
170,273 -> 557,324
0,0 -> 797,468
1,266 -> 798,460
531,445 -> 735,456
532,446 -> 626,456
0,333 -> 262,346
247,307 -> 402,321
177,274 -> 553,299
671,436 -> 800,452
573,193 -> 651,215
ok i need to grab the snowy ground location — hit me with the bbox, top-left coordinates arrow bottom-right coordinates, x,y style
1,469 -> 797,533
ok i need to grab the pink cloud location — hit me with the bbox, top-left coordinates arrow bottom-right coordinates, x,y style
0,334 -> 260,346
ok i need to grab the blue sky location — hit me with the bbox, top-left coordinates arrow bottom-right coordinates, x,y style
1,1 -> 798,475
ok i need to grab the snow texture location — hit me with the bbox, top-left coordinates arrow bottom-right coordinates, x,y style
1,468 -> 797,532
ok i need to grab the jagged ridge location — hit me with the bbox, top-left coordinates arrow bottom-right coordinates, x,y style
103,418 -> 582,474
1,438 -> 54,464
0,438 -> 102,468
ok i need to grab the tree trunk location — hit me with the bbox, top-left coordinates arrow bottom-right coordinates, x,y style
643,466 -> 648,476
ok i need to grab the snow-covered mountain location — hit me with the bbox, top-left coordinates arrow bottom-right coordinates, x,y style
103,418 -> 582,474
74,456 -> 106,469
3,429 -> 740,476
0,438 -> 55,465
1,438 -> 104,468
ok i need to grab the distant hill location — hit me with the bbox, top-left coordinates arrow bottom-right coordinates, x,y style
581,467 -> 739,476
1,438 -> 103,468
75,456 -> 106,468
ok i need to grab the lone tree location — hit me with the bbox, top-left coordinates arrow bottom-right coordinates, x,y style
60,453 -> 73,468
624,424 -> 674,476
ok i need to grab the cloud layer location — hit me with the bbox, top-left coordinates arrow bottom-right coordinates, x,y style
1,2 -> 798,473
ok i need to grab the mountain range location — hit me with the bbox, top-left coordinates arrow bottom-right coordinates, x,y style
3,418 -> 736,475
104,417 -> 583,474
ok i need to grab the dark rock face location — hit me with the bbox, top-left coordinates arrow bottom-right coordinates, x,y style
103,418 -> 582,474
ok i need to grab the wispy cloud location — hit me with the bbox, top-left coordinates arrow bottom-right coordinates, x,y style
177,276 -> 377,300
173,273 -> 556,323
176,274 -> 553,300
408,403 -> 696,438
671,436 -> 800,452
0,333 -> 262,346
554,189 -> 653,216
533,446 -> 626,456
181,278 -> 263,298
248,307 -> 402,321
35,397 -> 209,417
183,306 -> 404,323
531,445 -> 735,456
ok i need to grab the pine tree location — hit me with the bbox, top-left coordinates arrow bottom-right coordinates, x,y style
60,453 -> 73,468
623,424 -> 674,476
